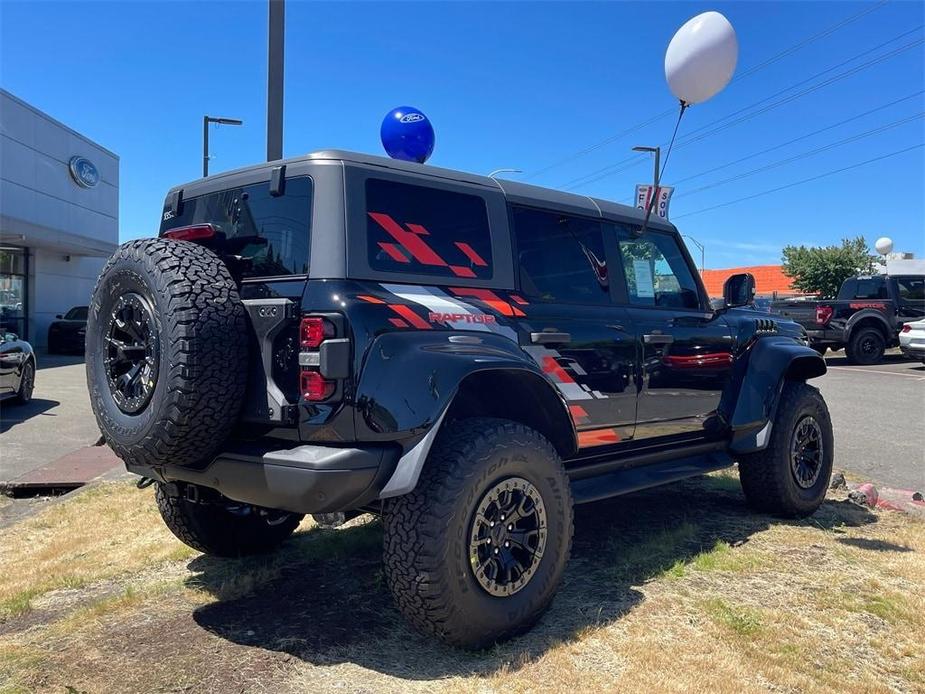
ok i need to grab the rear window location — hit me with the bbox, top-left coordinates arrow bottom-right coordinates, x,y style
365,178 -> 493,279
853,278 -> 888,300
160,177 -> 312,278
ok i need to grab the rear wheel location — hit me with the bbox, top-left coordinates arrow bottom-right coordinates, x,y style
738,382 -> 833,517
155,483 -> 303,557
382,418 -> 573,649
845,327 -> 885,365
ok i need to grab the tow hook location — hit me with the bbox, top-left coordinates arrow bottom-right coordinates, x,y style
184,484 -> 201,504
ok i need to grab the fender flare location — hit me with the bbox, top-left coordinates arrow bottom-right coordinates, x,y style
354,331 -> 575,498
727,336 -> 826,454
845,309 -> 893,341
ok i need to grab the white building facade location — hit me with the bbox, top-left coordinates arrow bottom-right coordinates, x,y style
0,89 -> 118,348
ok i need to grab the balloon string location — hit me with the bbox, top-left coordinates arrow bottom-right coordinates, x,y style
657,100 -> 689,185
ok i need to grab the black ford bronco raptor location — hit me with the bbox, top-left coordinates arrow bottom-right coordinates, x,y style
87,150 -> 832,649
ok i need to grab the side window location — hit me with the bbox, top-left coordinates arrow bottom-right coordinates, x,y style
618,231 -> 701,310
855,278 -> 888,299
895,276 -> 925,301
365,179 -> 492,279
512,207 -> 609,304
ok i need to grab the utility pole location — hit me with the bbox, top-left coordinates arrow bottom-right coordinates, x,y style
267,0 -> 285,161
682,234 -> 705,274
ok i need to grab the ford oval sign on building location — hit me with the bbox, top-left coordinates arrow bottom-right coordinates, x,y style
68,155 -> 100,188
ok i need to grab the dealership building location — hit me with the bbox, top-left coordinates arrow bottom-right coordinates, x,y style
0,89 -> 118,348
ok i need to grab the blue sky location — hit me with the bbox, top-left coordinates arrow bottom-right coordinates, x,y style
1,0 -> 922,268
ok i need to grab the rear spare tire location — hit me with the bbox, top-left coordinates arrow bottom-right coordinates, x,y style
86,238 -> 248,468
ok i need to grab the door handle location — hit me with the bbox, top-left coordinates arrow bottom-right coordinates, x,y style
643,334 -> 674,345
530,331 -> 571,345
607,324 -> 627,332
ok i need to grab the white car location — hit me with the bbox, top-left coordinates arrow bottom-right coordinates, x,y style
899,319 -> 925,363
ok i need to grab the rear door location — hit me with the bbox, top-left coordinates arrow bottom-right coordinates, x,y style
511,206 -> 637,447
614,228 -> 734,440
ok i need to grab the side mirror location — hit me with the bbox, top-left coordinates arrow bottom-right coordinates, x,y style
56,314 -> 63,319
723,273 -> 756,309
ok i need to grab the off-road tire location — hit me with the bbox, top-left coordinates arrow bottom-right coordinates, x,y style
845,326 -> 885,365
12,360 -> 34,404
86,238 -> 248,468
382,418 -> 573,649
155,483 -> 303,557
738,382 -> 833,517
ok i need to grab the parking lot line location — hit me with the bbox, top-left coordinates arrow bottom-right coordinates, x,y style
827,366 -> 925,380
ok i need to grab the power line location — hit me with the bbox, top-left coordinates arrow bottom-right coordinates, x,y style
671,112 -> 923,199
562,29 -> 924,190
651,90 -> 925,196
671,143 -> 924,220
525,0 -> 891,180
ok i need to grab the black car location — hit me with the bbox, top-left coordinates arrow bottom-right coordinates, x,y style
0,331 -> 36,405
86,150 -> 830,649
47,306 -> 88,354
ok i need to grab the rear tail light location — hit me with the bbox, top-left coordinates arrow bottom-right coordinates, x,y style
300,370 -> 335,401
300,317 -> 334,348
299,316 -> 339,402
163,223 -> 216,241
901,323 -> 912,333
816,305 -> 833,325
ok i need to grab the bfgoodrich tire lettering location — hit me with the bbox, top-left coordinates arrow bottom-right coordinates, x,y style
738,382 -> 834,517
86,238 -> 248,468
382,417 -> 573,649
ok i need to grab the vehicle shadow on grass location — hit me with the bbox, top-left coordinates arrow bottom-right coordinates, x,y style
188,477 -> 877,681
0,398 -> 59,434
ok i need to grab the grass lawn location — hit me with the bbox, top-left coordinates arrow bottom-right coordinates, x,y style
1,470 -> 923,693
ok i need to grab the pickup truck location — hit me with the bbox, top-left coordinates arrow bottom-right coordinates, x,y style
772,274 -> 925,364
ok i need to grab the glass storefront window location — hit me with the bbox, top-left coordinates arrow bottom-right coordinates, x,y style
0,247 -> 27,339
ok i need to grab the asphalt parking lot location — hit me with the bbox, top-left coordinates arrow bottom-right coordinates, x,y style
0,350 -> 922,491
0,353 -> 101,484
816,350 -> 925,491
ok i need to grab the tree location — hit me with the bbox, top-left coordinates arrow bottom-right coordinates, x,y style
781,236 -> 879,299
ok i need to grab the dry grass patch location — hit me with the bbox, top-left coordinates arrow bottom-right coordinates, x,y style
0,472 -> 924,693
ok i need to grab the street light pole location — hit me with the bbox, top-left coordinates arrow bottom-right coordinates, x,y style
682,234 -> 705,274
267,0 -> 285,161
202,116 -> 244,177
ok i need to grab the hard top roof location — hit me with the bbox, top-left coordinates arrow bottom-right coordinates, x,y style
167,149 -> 675,232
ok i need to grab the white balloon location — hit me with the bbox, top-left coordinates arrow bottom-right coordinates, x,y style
875,237 -> 893,255
665,11 -> 738,105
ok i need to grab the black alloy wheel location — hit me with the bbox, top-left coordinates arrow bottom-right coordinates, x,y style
104,292 -> 159,414
790,415 -> 823,489
468,477 -> 548,597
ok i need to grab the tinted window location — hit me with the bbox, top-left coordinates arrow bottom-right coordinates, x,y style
512,207 -> 609,304
854,278 -> 888,299
161,177 -> 312,278
64,307 -> 88,320
618,232 -> 701,309
896,276 -> 925,300
366,179 -> 492,279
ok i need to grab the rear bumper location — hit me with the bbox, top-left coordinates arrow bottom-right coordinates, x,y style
129,441 -> 400,514
900,344 -> 925,360
805,328 -> 843,345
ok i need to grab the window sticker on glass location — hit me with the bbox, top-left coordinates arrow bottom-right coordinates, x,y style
632,260 -> 655,298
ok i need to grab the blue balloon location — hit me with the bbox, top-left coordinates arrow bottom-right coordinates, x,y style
380,106 -> 435,163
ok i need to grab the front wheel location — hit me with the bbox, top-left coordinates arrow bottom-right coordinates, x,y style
382,418 -> 573,649
738,382 -> 833,517
12,360 -> 34,404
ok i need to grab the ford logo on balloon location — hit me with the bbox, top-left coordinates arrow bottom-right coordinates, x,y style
68,155 -> 100,189
381,106 -> 435,163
